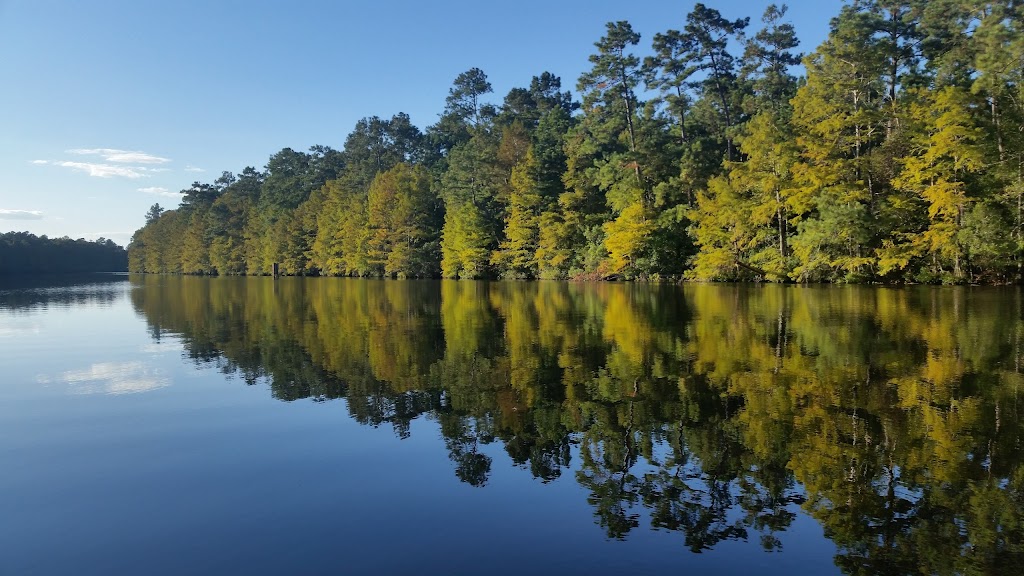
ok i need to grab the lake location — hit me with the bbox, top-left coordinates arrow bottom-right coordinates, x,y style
2,275 -> 1022,575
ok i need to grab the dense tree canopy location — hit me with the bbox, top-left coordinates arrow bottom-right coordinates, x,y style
129,1 -> 1024,284
1,232 -> 127,275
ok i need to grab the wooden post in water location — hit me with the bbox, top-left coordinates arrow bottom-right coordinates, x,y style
272,262 -> 279,277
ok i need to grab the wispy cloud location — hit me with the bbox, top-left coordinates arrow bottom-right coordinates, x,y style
184,165 -> 205,173
138,186 -> 183,198
57,161 -> 147,178
0,209 -> 44,220
68,148 -> 171,165
32,148 -> 173,179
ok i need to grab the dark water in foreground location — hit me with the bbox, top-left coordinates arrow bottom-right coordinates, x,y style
1,275 -> 1022,575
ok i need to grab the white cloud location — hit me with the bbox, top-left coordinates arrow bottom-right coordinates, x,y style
32,148 -> 173,179
138,186 -> 183,198
184,165 -> 205,173
0,209 -> 44,220
68,148 -> 171,165
62,361 -> 170,395
57,161 -> 147,178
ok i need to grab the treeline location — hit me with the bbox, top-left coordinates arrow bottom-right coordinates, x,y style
0,231 -> 127,275
129,2 -> 1024,284
130,277 -> 1024,570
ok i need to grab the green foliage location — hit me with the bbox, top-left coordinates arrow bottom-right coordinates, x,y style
493,148 -> 541,279
887,85 -> 985,281
603,200 -> 655,277
688,176 -> 755,281
126,1 -> 1023,284
680,3 -> 749,161
534,210 -> 572,279
1,232 -> 127,275
689,110 -> 800,282
366,163 -> 438,278
439,130 -> 505,279
441,201 -> 490,279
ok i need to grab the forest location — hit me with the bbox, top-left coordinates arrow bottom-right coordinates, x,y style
128,1 -> 1024,284
0,231 -> 127,275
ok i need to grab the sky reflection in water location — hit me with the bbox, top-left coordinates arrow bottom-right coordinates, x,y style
1,276 -> 1021,575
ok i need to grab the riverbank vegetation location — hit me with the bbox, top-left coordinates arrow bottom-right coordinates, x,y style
1,232 -> 127,275
128,1 -> 1024,284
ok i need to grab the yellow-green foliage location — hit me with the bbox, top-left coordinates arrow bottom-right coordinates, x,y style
128,1 -> 1024,284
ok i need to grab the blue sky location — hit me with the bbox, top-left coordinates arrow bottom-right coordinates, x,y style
0,0 -> 844,246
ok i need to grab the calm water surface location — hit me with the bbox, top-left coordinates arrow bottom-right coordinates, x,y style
2,276 -> 1022,575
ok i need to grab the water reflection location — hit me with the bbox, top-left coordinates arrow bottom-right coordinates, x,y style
55,361 -> 170,395
0,273 -> 128,311
129,276 -> 1024,573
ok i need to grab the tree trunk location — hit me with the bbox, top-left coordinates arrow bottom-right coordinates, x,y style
776,190 -> 788,261
992,98 -> 1005,161
708,50 -> 734,161
617,57 -> 641,186
1017,156 -> 1022,282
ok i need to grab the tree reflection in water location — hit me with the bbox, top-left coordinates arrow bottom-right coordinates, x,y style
130,276 -> 1024,574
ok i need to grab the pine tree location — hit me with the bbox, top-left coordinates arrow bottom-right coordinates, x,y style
789,5 -> 887,281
